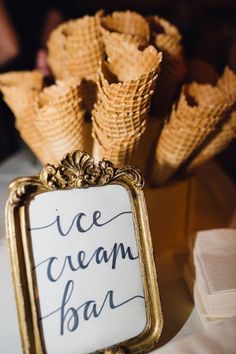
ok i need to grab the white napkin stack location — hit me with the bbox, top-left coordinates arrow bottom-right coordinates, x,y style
193,229 -> 236,328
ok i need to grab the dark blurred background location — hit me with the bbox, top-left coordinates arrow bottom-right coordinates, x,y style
0,0 -> 235,178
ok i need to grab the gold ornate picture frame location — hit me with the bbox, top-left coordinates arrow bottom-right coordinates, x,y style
6,150 -> 162,354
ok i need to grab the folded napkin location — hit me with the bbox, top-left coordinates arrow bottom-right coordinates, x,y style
193,229 -> 236,324
194,284 -> 225,329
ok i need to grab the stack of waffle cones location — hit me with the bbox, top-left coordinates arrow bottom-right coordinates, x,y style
0,70 -> 53,164
100,10 -> 150,51
48,14 -> 104,82
148,16 -> 183,116
152,68 -> 236,185
188,67 -> 236,171
35,78 -> 85,164
92,42 -> 162,167
0,71 -> 86,165
1,11 -> 235,180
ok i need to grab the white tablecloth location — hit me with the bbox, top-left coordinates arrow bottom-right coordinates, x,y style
0,151 -> 39,354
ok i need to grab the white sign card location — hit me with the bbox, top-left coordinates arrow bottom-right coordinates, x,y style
6,151 -> 162,354
29,186 -> 146,353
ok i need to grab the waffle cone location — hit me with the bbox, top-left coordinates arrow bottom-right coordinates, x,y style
151,80 -> 230,185
36,78 -> 82,108
154,34 -> 182,59
47,27 -> 67,80
47,15 -> 104,81
16,118 -> 56,165
153,119 -> 214,184
93,121 -> 145,145
188,111 -> 236,171
176,85 -> 230,127
97,89 -> 154,114
98,62 -> 159,98
93,115 -> 146,142
35,79 -> 85,162
100,11 -> 150,49
0,70 -> 43,118
92,108 -> 147,138
153,96 -> 223,184
0,71 -> 57,163
103,43 -> 161,82
98,69 -> 157,99
63,41 -> 104,81
98,142 -> 139,167
187,82 -> 230,108
0,70 -> 43,88
100,26 -> 145,55
93,123 -> 146,167
61,15 -> 102,44
47,55 -> 65,80
147,16 -> 182,59
0,86 -> 38,119
157,111 -> 214,159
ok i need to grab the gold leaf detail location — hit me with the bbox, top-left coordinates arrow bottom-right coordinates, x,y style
39,150 -> 143,190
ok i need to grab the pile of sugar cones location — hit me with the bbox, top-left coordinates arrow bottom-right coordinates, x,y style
0,72 -> 85,165
152,67 -> 236,185
0,10 -> 235,185
92,43 -> 162,166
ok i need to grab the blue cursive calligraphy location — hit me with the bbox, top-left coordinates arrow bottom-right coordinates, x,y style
29,210 -> 132,236
40,280 -> 144,335
34,242 -> 138,282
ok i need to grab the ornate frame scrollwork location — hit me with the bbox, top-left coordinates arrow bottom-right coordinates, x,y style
9,151 -> 143,206
6,150 -> 163,354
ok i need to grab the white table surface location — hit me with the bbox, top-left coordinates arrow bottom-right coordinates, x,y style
0,150 -> 234,354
